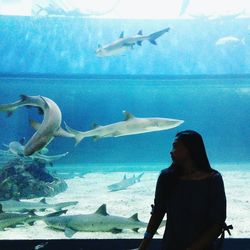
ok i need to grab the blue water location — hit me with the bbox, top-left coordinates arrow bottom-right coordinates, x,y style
0,76 -> 249,172
0,16 -> 250,75
0,14 -> 250,241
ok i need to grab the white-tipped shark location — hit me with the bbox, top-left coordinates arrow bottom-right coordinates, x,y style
0,95 -> 74,156
108,173 -> 144,192
44,204 -> 148,237
65,111 -> 184,146
96,27 -> 170,57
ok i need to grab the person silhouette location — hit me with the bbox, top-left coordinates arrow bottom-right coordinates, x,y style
136,130 -> 228,250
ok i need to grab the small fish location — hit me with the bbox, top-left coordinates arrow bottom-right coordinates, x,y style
34,242 -> 48,250
215,36 -> 245,46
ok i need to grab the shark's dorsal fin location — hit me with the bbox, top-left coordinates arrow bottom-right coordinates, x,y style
123,111 -> 135,121
95,204 -> 109,216
20,94 -> 29,101
123,174 -> 127,180
40,96 -> 49,109
138,30 -> 143,35
29,119 -> 41,131
92,123 -> 100,129
40,198 -> 47,204
119,31 -> 124,38
54,127 -> 73,138
133,228 -> 139,233
129,213 -> 140,222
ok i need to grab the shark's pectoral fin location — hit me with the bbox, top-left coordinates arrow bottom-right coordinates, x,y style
65,227 -> 76,238
7,111 -> 13,117
93,136 -> 101,142
29,119 -> 41,130
110,228 -> 122,234
149,40 -> 157,45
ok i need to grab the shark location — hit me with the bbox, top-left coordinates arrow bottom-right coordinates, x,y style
44,204 -> 148,237
0,204 -> 66,230
96,27 -> 170,57
0,95 -> 74,156
0,198 -> 78,213
65,111 -> 184,145
4,141 -> 69,164
108,173 -> 144,192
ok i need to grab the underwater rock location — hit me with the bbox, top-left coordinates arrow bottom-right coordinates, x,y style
0,159 -> 67,200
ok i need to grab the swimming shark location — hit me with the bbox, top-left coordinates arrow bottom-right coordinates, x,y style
0,198 -> 78,213
96,27 -> 170,57
108,173 -> 144,192
0,204 -> 66,230
65,111 -> 184,145
4,141 -> 69,164
44,204 -> 147,237
0,95 -> 74,156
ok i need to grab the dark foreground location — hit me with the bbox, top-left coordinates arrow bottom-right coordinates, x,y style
0,239 -> 249,250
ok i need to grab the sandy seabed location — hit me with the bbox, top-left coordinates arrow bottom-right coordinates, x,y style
0,167 -> 249,240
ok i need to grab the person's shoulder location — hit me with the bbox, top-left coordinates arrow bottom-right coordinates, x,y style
210,169 -> 223,178
160,166 -> 175,176
210,169 -> 224,184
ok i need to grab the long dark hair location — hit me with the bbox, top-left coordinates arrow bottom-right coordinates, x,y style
174,130 -> 213,173
162,130 -> 215,196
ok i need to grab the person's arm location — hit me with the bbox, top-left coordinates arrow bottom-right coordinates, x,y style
137,170 -> 169,250
187,223 -> 223,250
188,172 -> 227,250
137,211 -> 165,250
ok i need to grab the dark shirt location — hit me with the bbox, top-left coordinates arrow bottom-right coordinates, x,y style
153,168 -> 227,250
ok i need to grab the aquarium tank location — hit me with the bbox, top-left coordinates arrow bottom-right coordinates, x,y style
0,0 -> 249,242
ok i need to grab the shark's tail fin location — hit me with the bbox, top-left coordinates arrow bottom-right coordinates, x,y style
137,172 -> 144,182
148,27 -> 170,45
64,122 -> 86,146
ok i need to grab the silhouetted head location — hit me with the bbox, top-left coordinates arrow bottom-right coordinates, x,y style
170,130 -> 212,172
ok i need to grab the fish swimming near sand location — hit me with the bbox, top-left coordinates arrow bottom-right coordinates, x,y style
0,95 -> 74,156
65,111 -> 184,145
0,204 -> 66,230
96,28 -> 170,57
215,36 -> 245,46
44,204 -> 148,237
108,173 -> 144,192
0,198 -> 78,213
